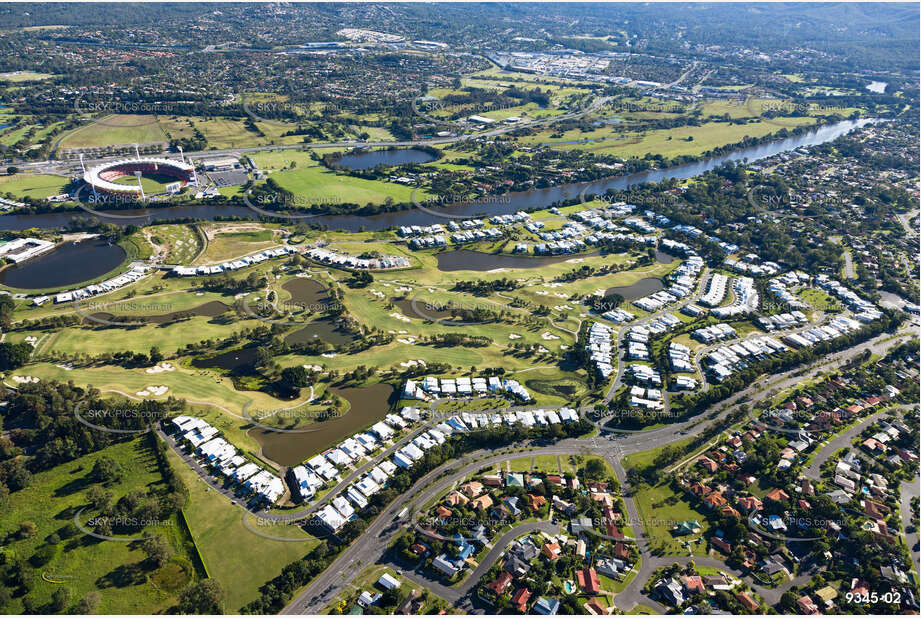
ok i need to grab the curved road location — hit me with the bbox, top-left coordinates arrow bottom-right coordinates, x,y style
280,329 -> 915,614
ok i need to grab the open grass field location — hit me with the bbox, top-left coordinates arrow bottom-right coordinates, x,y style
0,70 -> 55,82
0,437 -> 195,614
0,173 -> 70,199
58,115 -> 168,149
0,119 -> 67,148
14,361 -> 313,424
621,437 -> 696,472
632,481 -> 710,557
165,448 -> 320,611
263,162 -> 427,207
520,117 -> 817,158
158,115 -> 307,150
195,226 -> 279,265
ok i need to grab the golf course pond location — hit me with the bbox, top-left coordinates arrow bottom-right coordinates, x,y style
89,300 -> 231,324
249,382 -> 397,467
0,238 -> 126,290
604,277 -> 665,301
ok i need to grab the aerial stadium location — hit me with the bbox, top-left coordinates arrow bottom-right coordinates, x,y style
82,156 -> 197,198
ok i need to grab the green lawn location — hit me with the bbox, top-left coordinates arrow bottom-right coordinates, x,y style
164,447 -> 320,611
621,437 -> 695,472
59,115 -> 168,148
0,173 -> 70,199
519,117 -> 817,159
264,163 -> 427,207
632,482 -> 711,557
0,71 -> 55,82
0,438 -> 195,614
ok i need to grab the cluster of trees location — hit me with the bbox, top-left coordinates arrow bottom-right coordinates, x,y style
0,342 -> 32,371
426,333 -> 492,348
0,380 -> 186,485
452,277 -> 519,295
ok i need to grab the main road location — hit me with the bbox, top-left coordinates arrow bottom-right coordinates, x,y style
281,328 -> 915,614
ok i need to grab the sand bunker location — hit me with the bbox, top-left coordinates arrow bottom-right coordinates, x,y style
12,375 -> 39,384
136,385 -> 169,397
145,362 -> 176,374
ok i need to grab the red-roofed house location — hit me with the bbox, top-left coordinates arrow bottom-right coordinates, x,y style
511,587 -> 531,612
736,592 -> 760,611
738,496 -> 763,513
577,568 -> 600,595
765,488 -> 790,503
698,456 -> 719,473
682,575 -> 704,595
487,572 -> 513,596
542,542 -> 561,560
703,491 -> 728,509
712,536 -> 732,554
797,595 -> 819,615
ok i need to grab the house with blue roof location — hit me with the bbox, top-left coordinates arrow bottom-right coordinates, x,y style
534,597 -> 560,615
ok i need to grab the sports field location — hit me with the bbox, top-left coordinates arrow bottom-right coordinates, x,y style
0,173 -> 70,199
110,172 -> 176,194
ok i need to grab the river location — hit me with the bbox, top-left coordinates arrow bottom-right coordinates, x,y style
0,119 -> 874,233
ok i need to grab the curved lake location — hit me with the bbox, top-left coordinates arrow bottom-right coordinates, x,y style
0,119 -> 874,233
251,382 -> 396,466
0,239 -> 126,289
605,277 -> 665,301
332,147 -> 437,170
